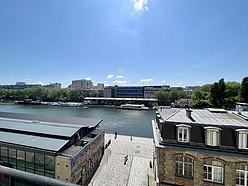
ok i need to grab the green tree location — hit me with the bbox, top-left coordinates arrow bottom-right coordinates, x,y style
154,90 -> 169,105
224,81 -> 240,108
169,89 -> 179,102
218,78 -> 226,107
210,82 -> 219,107
210,78 -> 226,108
240,77 -> 248,103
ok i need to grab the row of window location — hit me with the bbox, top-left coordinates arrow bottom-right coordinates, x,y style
177,124 -> 248,149
175,155 -> 248,186
0,146 -> 55,178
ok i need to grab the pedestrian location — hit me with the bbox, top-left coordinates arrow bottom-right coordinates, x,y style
115,131 -> 117,139
130,133 -> 132,141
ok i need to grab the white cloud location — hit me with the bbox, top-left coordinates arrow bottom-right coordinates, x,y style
107,74 -> 114,79
113,80 -> 127,85
37,81 -> 46,85
85,77 -> 91,80
140,78 -> 153,82
116,75 -> 124,78
133,0 -> 148,12
161,80 -> 166,83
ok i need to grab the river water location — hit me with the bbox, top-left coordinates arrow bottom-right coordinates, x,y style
0,104 -> 156,138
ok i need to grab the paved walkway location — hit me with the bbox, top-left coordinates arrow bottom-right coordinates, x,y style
89,134 -> 156,186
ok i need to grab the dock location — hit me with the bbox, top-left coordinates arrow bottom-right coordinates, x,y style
89,133 -> 156,186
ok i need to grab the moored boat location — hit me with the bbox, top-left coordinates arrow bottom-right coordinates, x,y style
116,104 -> 149,110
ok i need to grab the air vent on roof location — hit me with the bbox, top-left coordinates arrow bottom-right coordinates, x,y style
207,108 -> 227,113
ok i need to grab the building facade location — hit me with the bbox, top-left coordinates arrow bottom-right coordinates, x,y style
69,79 -> 94,90
143,85 -> 171,99
152,108 -> 248,186
0,112 -> 104,185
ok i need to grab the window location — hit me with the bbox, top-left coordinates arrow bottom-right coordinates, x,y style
176,124 -> 191,143
175,155 -> 193,178
204,160 -> 223,183
236,129 -> 248,149
204,127 -> 221,146
236,164 -> 248,186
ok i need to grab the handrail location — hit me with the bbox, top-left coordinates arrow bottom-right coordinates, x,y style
0,165 -> 78,186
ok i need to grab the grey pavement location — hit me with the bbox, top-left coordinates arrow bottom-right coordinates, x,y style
89,133 -> 156,186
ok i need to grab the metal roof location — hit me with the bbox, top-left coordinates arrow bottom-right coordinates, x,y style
0,131 -> 68,152
0,111 -> 102,128
0,111 -> 103,152
159,108 -> 248,128
0,118 -> 81,138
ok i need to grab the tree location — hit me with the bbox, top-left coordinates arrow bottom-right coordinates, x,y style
210,78 -> 226,108
154,90 -> 169,105
210,82 -> 219,107
224,81 -> 240,108
240,77 -> 248,103
218,78 -> 226,107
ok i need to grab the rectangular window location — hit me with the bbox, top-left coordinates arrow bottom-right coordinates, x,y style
206,129 -> 220,146
26,151 -> 34,174
204,161 -> 223,183
177,125 -> 191,143
35,153 -> 44,176
17,150 -> 25,171
8,148 -> 16,168
239,133 -> 248,149
0,147 -> 8,163
175,156 -> 193,178
236,165 -> 248,186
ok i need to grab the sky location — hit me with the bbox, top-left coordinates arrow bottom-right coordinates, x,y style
0,0 -> 247,88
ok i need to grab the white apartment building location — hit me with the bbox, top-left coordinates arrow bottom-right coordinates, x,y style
69,79 -> 94,90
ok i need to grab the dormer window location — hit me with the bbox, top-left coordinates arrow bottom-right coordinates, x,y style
204,127 -> 221,146
176,124 -> 191,143
236,129 -> 248,149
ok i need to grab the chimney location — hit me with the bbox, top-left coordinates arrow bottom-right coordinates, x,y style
186,108 -> 192,118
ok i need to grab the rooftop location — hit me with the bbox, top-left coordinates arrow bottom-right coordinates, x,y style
158,108 -> 248,128
0,112 -> 103,152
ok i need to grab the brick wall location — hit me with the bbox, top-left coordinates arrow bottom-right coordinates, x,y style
156,147 -> 246,186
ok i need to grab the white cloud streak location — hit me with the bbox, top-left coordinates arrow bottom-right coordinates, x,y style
116,75 -> 124,78
107,74 -> 114,79
140,78 -> 153,82
113,80 -> 127,85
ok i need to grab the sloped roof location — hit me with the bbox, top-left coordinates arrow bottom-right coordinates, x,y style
159,108 -> 248,127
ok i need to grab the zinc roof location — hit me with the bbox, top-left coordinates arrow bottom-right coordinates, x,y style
0,111 -> 102,128
159,108 -> 248,128
0,118 -> 81,138
0,131 -> 68,152
0,111 -> 103,152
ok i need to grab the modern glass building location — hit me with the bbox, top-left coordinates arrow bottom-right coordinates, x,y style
0,112 -> 104,186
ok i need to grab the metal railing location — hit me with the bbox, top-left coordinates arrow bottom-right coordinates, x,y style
0,165 -> 78,186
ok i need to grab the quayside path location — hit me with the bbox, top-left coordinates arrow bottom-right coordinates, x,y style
89,133 -> 156,186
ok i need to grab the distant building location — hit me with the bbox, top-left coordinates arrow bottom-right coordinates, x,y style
45,83 -> 61,89
152,107 -> 248,186
143,85 -> 171,99
117,86 -> 144,98
68,79 -> 94,90
183,86 -> 200,97
15,82 -> 26,86
103,86 -> 117,98
0,112 -> 104,185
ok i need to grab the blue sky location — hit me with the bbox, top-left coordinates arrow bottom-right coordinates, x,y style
0,0 -> 247,88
